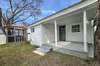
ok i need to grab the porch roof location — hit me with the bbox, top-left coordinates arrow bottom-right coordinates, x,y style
30,0 -> 97,27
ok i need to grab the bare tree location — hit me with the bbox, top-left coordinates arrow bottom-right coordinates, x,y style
0,8 -> 2,26
1,0 -> 42,26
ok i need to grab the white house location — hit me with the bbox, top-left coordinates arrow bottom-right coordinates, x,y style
27,0 -> 97,58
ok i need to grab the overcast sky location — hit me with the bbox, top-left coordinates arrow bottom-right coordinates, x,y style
0,0 -> 81,24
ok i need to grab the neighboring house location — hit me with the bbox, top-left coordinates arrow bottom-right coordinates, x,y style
0,24 -> 27,44
28,0 -> 97,59
0,8 -> 27,44
0,8 -> 6,44
0,29 -> 6,44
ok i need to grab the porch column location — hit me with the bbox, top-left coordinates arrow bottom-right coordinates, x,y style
14,27 -> 16,43
54,20 -> 57,46
83,10 -> 88,52
5,28 -> 8,43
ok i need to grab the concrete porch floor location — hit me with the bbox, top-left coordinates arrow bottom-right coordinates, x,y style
47,41 -> 94,58
50,41 -> 85,52
57,41 -> 85,52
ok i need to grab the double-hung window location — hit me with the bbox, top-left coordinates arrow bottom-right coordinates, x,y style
72,24 -> 80,32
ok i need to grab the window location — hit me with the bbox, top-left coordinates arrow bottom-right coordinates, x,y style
72,24 -> 80,32
31,27 -> 34,32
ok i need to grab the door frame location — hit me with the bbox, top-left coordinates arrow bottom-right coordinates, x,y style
58,25 -> 66,41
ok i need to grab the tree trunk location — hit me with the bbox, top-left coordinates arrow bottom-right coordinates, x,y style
95,0 -> 100,62
0,8 -> 2,26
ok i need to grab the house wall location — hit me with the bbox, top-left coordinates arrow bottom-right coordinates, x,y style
65,22 -> 93,43
57,13 -> 94,43
38,17 -> 94,44
0,35 -> 6,44
27,27 -> 31,41
30,25 -> 42,46
0,29 -> 6,44
60,22 -> 93,43
42,24 -> 55,44
66,22 -> 83,42
29,15 -> 94,46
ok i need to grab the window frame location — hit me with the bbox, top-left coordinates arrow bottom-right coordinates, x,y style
71,24 -> 80,32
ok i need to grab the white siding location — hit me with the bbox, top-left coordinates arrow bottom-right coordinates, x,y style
39,21 -> 93,44
30,25 -> 42,46
56,12 -> 94,43
66,22 -> 83,42
0,35 -> 6,44
42,24 -> 55,44
0,29 -> 6,44
27,27 -> 31,41
64,22 -> 93,43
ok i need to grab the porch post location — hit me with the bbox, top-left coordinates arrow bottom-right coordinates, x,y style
83,10 -> 88,52
54,20 -> 57,46
5,28 -> 8,43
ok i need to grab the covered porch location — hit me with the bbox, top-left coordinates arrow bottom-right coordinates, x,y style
40,3 -> 96,58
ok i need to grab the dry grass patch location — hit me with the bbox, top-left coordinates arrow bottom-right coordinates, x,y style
0,43 -> 100,66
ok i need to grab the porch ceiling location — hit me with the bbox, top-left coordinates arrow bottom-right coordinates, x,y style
42,7 -> 96,25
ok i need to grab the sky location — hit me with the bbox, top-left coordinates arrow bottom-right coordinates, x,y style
0,0 -> 81,24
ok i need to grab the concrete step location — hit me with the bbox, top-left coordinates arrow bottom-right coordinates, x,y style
33,50 -> 45,56
33,44 -> 53,56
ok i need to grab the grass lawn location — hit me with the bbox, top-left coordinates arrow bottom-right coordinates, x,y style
0,43 -> 100,66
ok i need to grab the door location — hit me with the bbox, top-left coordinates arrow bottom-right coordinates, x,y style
59,25 -> 66,41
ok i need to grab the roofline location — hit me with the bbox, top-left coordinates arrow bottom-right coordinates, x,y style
30,0 -> 84,26
30,0 -> 97,27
